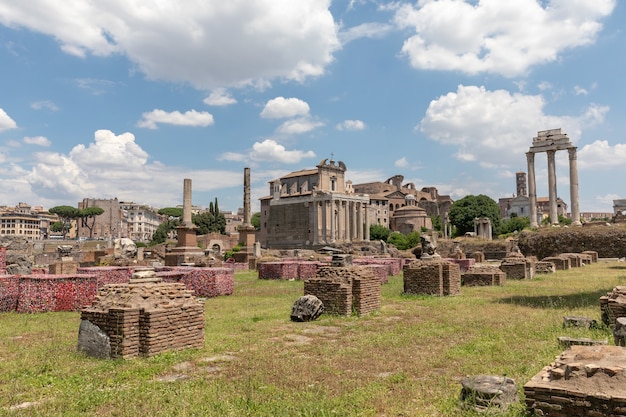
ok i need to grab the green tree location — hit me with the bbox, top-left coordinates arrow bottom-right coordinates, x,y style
50,221 -> 65,233
387,231 -> 421,250
49,205 -> 80,238
158,207 -> 183,219
500,214 -> 530,235
431,215 -> 443,232
251,212 -> 261,230
448,194 -> 501,237
78,207 -> 105,238
541,214 -> 572,226
193,210 -> 226,235
370,224 -> 391,241
150,218 -> 180,245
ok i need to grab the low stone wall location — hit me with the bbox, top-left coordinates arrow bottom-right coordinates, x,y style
0,275 -> 19,312
535,261 -> 556,274
17,274 -> 98,313
524,345 -> 626,416
462,271 -> 506,287
257,261 -> 300,280
601,286 -> 626,327
78,266 -> 134,286
542,256 -> 570,270
444,258 -> 475,272
500,258 -> 535,280
0,247 -> 6,274
304,266 -> 380,316
403,260 -> 461,296
362,264 -> 389,284
353,257 -> 404,276
582,250 -> 599,263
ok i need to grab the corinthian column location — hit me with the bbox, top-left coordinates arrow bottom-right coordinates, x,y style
526,152 -> 538,228
183,178 -> 193,226
547,150 -> 558,225
568,147 -> 581,226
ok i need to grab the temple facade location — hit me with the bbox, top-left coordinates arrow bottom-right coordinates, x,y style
258,159 -> 370,249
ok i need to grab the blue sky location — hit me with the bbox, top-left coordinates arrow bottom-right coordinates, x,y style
0,0 -> 623,214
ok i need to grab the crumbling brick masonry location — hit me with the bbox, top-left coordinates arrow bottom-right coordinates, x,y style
403,260 -> 461,296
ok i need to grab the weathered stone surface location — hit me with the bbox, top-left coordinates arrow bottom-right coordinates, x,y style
460,375 -> 519,412
77,319 -> 111,359
563,315 -> 597,329
290,294 -> 324,322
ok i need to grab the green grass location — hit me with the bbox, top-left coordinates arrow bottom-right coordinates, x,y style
0,261 -> 621,416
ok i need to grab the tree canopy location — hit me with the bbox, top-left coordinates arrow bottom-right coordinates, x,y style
448,194 -> 501,237
79,207 -> 105,238
49,205 -> 80,238
158,207 -> 183,219
369,224 -> 391,241
251,212 -> 261,230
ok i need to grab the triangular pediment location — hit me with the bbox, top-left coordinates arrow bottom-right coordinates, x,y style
385,191 -> 407,199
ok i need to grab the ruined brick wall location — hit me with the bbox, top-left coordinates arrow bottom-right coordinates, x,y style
0,247 -> 6,274
265,203 -> 311,249
500,261 -> 528,279
362,264 -> 389,284
582,250 -> 598,262
535,261 -> 555,274
304,266 -> 380,316
17,275 -> 97,313
542,256 -> 570,270
441,262 -> 461,295
81,281 -> 204,358
0,275 -> 19,312
462,271 -> 506,286
403,261 -> 444,296
258,262 -> 300,280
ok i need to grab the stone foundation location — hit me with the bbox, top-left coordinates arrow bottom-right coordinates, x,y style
304,266 -> 380,316
600,286 -> 626,327
79,273 -> 204,359
403,260 -> 461,296
524,345 -> 626,416
0,246 -> 6,274
582,250 -> 598,263
17,274 -> 97,313
500,258 -> 535,279
0,275 -> 19,312
535,261 -> 556,274
542,256 -> 570,270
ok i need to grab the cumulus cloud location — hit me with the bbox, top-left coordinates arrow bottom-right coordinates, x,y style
394,0 -> 616,77
419,85 -> 604,168
203,88 -> 237,106
23,136 -> 51,147
0,108 -> 17,132
260,97 -> 310,119
276,118 -> 324,135
578,140 -> 626,170
18,129 -> 240,206
339,22 -> 393,44
336,119 -> 365,131
250,139 -> 315,163
137,109 -> 214,129
0,1 -> 339,88
395,157 -> 408,168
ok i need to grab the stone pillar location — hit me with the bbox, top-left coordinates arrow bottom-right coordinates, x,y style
243,167 -> 251,227
526,152 -> 538,228
183,178 -> 193,226
568,147 -> 581,226
547,150 -> 558,225
364,203 -> 370,240
357,202 -> 363,240
329,200 -> 336,243
312,201 -> 319,245
351,202 -> 357,240
337,201 -> 343,242
321,200 -> 328,244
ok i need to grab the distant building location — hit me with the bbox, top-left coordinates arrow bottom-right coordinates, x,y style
352,175 -> 452,234
222,209 -> 244,235
77,198 -> 128,240
119,202 -> 164,242
0,202 -> 57,240
499,172 -> 567,222
259,158 -> 370,249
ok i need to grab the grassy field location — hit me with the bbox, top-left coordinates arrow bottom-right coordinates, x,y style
1,261 -> 624,416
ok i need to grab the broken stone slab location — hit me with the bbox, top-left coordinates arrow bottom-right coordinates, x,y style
563,315 -> 598,329
558,336 -> 608,348
290,294 -> 324,322
460,375 -> 519,412
613,317 -> 626,346
77,319 -> 111,359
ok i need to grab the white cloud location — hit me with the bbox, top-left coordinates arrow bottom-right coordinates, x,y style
574,86 -> 588,96
578,140 -> 626,170
336,119 -> 366,131
0,1 -> 340,88
419,85 -> 603,168
137,109 -> 214,129
250,139 -> 316,163
0,108 -> 17,132
339,22 -> 393,44
260,97 -> 310,119
538,81 -> 552,91
394,0 -> 616,77
23,136 -> 51,147
203,88 -> 237,106
31,100 -> 59,111
395,157 -> 408,168
13,129 -> 241,207
276,118 -> 324,135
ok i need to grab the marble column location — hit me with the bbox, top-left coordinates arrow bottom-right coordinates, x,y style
321,200 -> 328,244
526,152 -> 538,228
568,147 -> 581,226
183,178 -> 193,226
329,200 -> 336,243
337,200 -> 343,242
312,201 -> 319,245
243,167 -> 251,227
364,203 -> 370,240
356,202 -> 363,240
547,150 -> 558,225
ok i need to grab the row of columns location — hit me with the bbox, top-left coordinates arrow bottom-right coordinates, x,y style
526,146 -> 580,228
312,199 -> 370,245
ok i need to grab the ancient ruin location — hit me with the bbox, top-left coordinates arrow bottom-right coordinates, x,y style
526,129 -> 580,227
403,259 -> 461,296
166,178 -> 203,266
78,268 -> 205,359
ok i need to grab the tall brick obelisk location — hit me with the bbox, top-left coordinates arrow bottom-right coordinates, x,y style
234,168 -> 257,267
